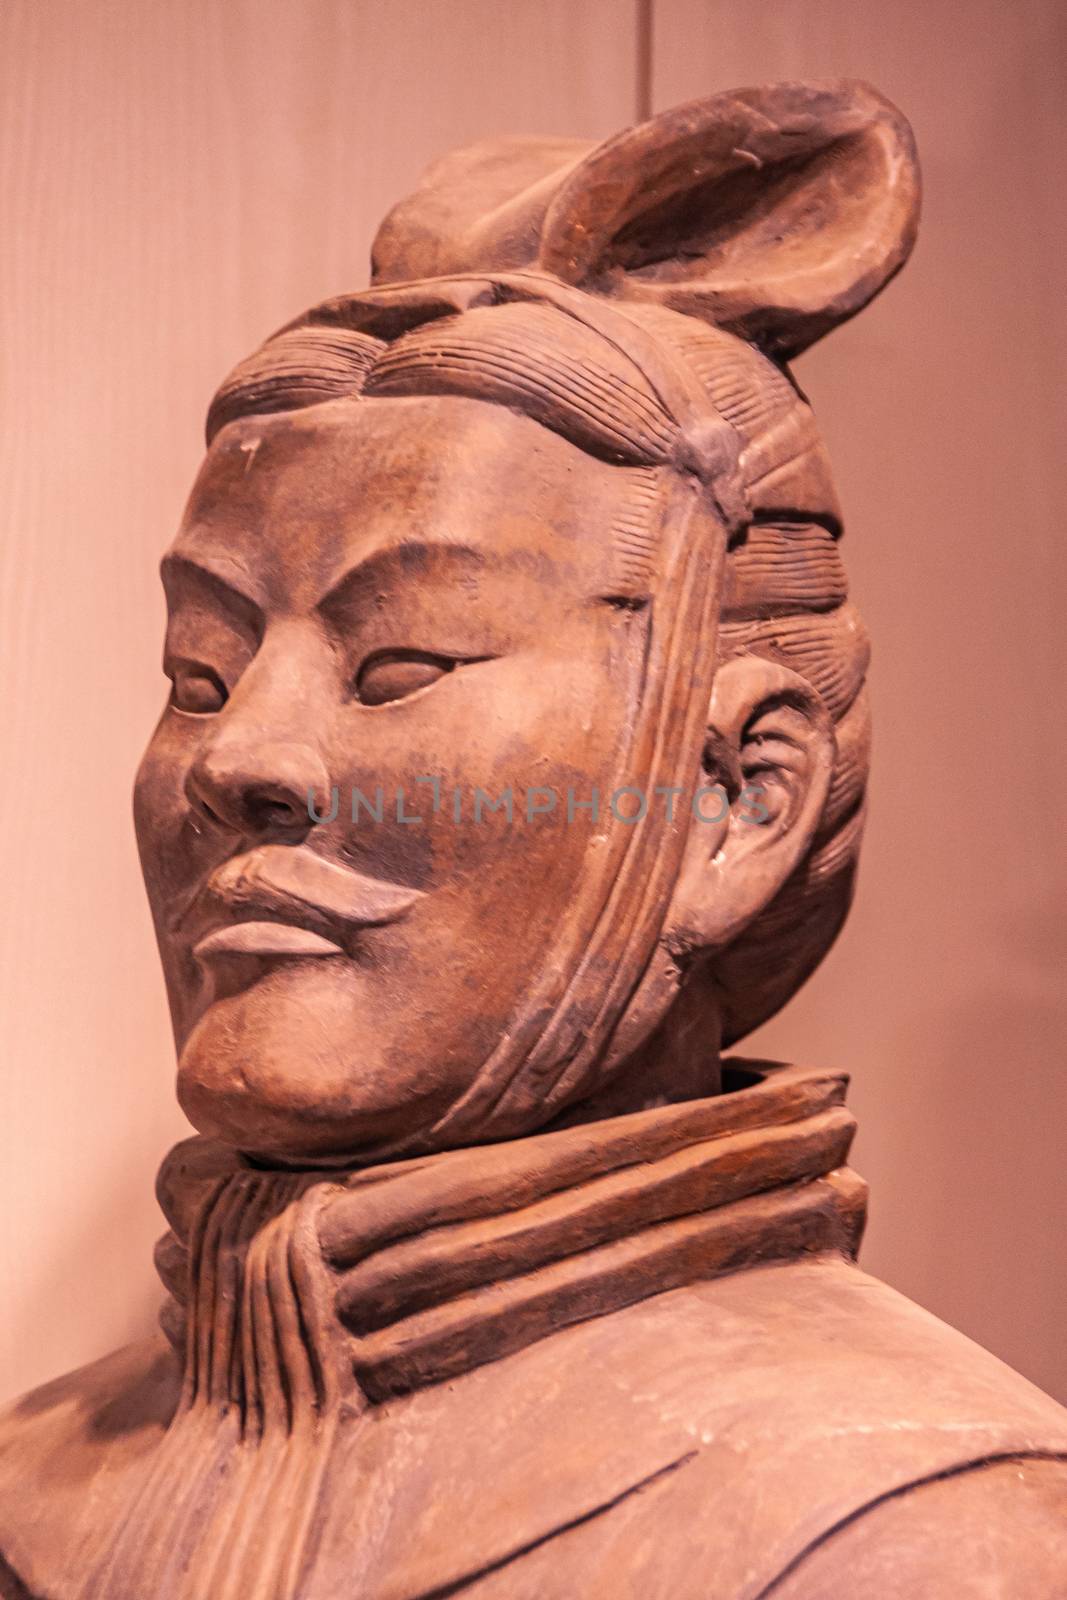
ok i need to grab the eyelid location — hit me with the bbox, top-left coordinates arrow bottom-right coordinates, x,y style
355,649 -> 455,708
162,596 -> 259,691
164,651 -> 227,683
358,647 -> 499,672
165,655 -> 229,715
354,649 -> 496,708
361,647 -> 448,665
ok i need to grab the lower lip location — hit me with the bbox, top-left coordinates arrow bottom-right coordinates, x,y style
193,922 -> 344,961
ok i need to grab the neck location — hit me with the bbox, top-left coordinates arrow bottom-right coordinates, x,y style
156,1059 -> 863,1405
104,1059 -> 864,1600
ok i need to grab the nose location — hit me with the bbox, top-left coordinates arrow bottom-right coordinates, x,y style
185,738 -> 331,838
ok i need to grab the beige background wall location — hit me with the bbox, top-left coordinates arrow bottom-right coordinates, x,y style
1,0 -> 1064,1405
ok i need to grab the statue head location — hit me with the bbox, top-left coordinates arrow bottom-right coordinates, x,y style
134,81 -> 919,1165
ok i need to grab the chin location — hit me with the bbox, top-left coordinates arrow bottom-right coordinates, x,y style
174,960 -> 433,1163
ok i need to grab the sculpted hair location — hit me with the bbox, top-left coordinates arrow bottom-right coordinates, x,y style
205,300 -> 868,1047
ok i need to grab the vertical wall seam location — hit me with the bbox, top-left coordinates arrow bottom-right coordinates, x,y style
636,0 -> 653,121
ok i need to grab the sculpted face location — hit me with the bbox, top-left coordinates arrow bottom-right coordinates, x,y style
135,395 -> 654,1160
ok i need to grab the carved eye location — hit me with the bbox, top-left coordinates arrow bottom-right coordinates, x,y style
355,650 -> 455,707
169,664 -> 228,714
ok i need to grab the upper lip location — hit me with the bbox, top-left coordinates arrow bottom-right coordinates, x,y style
174,844 -> 424,948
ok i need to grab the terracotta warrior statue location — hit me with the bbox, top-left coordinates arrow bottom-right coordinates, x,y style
3,80 -> 1066,1599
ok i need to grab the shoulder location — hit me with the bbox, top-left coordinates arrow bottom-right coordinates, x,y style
774,1455 -> 1067,1598
600,1253 -> 1067,1453
0,1332 -> 179,1473
628,1257 -> 1067,1597
479,1255 -> 1067,1598
0,1336 -> 180,1593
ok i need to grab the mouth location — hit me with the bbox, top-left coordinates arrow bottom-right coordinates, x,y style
180,844 -> 424,968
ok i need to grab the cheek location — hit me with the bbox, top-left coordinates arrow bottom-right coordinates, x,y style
134,715 -> 182,866
336,642 -> 623,825
322,638 -> 633,988
134,712 -> 210,906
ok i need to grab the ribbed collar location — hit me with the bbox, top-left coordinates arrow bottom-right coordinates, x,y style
155,1060 -> 865,1407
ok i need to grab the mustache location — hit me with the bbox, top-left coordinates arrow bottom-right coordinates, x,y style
171,844 -> 424,943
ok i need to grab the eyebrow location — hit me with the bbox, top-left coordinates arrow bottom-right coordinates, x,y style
161,551 -> 268,623
316,539 -> 487,615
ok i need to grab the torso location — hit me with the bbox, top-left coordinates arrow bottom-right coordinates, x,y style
3,1254 -> 1066,1599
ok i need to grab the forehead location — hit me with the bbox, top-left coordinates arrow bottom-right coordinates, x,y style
171,395 -> 632,606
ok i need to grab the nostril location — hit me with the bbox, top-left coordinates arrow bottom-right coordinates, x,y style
243,787 -> 307,833
185,742 -> 328,837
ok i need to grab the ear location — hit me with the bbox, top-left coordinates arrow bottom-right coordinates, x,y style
663,656 -> 834,958
539,80 -> 920,358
